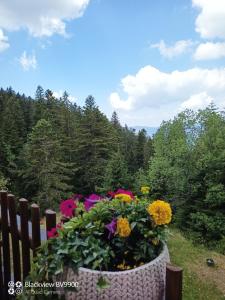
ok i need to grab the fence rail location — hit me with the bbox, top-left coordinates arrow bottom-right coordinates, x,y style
0,190 -> 182,299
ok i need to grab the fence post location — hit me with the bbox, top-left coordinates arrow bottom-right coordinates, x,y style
45,209 -> 56,240
8,194 -> 21,282
0,191 -> 11,291
166,264 -> 183,300
31,204 -> 41,256
19,198 -> 30,280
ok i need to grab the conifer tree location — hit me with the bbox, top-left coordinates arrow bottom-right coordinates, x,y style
102,149 -> 129,192
135,129 -> 147,169
21,119 -> 73,211
144,137 -> 154,168
121,125 -> 137,174
1,94 -> 26,152
34,85 -> 45,123
74,96 -> 113,193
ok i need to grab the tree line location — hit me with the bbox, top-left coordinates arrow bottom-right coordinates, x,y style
0,87 -> 224,252
0,86 -> 152,211
148,105 -> 225,252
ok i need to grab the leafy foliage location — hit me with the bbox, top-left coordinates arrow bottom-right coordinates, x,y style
148,106 -> 225,250
24,191 -> 170,298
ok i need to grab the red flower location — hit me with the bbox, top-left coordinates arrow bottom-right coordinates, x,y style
60,199 -> 77,218
47,227 -> 58,239
47,222 -> 62,239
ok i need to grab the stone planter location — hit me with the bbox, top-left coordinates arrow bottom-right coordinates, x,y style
59,244 -> 170,300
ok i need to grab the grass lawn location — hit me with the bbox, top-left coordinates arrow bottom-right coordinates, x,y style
168,229 -> 225,300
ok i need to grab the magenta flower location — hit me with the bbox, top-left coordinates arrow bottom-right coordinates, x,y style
105,218 -> 117,239
84,194 -> 102,211
60,199 -> 77,218
47,227 -> 58,239
114,189 -> 134,199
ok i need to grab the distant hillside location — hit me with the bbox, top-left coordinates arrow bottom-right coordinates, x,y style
132,126 -> 158,136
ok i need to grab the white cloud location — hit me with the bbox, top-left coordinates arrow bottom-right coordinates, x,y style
192,0 -> 225,39
180,92 -> 213,110
53,90 -> 77,102
19,51 -> 37,71
194,42 -> 225,60
0,29 -> 9,52
110,93 -> 132,110
109,65 -> 225,126
151,39 -> 194,58
0,0 -> 90,37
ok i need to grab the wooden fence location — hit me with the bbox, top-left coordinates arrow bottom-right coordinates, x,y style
0,190 -> 182,299
0,191 -> 56,299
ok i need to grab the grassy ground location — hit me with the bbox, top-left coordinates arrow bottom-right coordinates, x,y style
168,229 -> 225,300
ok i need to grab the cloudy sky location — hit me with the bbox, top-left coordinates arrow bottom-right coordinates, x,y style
1,0 -> 225,126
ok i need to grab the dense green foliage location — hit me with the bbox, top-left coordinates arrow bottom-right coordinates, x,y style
102,149 -> 130,192
0,87 -> 152,206
148,106 -> 225,251
1,86 -> 224,250
20,119 -> 74,211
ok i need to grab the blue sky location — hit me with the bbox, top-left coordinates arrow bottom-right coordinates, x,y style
1,0 -> 225,126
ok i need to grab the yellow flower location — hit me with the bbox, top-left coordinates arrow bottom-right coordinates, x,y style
117,217 -> 131,237
117,260 -> 131,270
147,200 -> 172,225
114,193 -> 132,203
141,186 -> 150,194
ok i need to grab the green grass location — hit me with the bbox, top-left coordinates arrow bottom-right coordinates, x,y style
168,229 -> 225,300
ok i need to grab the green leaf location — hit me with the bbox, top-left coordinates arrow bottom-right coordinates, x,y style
57,248 -> 69,255
84,255 -> 95,265
131,222 -> 137,229
96,276 -> 110,290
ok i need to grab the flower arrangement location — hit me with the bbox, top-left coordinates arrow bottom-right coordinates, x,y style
28,187 -> 172,292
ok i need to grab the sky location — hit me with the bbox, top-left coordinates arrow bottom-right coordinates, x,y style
1,0 -> 225,126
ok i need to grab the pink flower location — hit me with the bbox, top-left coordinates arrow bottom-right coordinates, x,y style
84,194 -> 102,211
114,189 -> 134,199
60,199 -> 77,218
47,227 -> 58,239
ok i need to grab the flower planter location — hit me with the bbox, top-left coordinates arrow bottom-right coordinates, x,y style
60,244 -> 170,300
